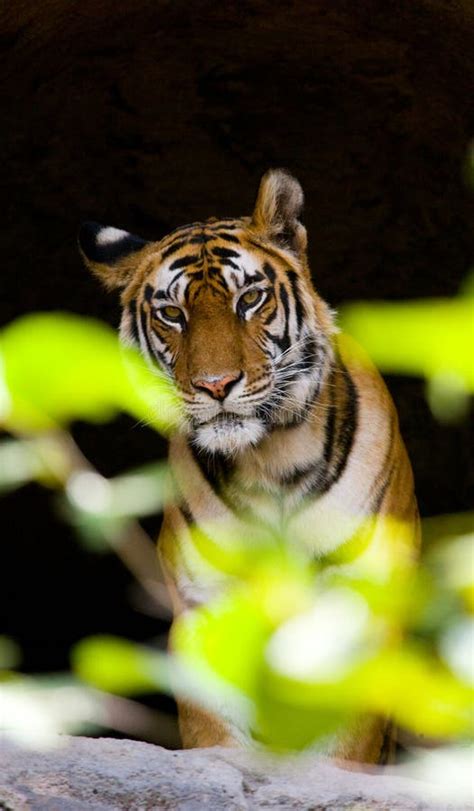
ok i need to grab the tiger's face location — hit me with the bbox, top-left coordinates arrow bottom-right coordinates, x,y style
79,170 -> 335,454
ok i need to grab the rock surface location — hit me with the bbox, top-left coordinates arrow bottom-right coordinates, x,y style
0,736 -> 466,810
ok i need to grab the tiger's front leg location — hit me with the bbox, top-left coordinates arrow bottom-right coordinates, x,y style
176,699 -> 249,749
158,510 -> 251,749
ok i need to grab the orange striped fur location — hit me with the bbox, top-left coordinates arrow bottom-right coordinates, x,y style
80,170 -> 419,760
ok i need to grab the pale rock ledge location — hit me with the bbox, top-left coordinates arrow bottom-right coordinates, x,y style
0,735 -> 467,810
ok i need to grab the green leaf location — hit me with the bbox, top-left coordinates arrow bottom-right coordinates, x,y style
0,313 -> 180,433
173,592 -> 269,699
262,646 -> 474,745
71,635 -> 170,696
339,298 -> 474,388
172,565 -> 315,701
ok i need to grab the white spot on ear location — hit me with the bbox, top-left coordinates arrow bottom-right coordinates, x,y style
96,226 -> 130,246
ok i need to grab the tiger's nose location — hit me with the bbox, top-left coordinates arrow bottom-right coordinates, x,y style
192,372 -> 242,401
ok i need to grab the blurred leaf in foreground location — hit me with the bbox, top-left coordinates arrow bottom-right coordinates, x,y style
62,461 -> 176,548
339,285 -> 474,423
172,551 -> 474,750
0,675 -> 104,748
0,313 -> 180,433
424,523 -> 474,613
0,439 -> 46,493
72,635 -> 170,696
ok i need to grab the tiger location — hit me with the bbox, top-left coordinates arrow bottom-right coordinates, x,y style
79,169 -> 420,762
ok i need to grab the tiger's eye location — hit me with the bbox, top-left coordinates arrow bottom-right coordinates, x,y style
241,289 -> 261,306
161,305 -> 182,321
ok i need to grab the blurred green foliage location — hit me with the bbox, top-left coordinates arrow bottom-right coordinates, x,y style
0,312 -> 179,433
339,277 -> 474,423
72,636 -> 170,696
0,306 -> 472,755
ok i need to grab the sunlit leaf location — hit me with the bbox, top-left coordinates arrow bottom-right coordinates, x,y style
262,645 -> 473,746
339,295 -> 474,424
173,592 -> 269,699
427,371 -> 471,423
0,313 -> 180,433
72,635 -> 170,696
173,563 -> 314,700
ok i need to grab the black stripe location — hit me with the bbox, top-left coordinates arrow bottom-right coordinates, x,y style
282,335 -> 320,378
139,303 -> 171,369
264,307 -> 278,326
300,335 -> 319,372
165,269 -> 187,295
180,501 -> 195,525
207,266 -> 229,289
185,273 -> 205,305
189,443 -> 235,493
297,362 -> 358,499
322,370 -> 337,467
127,300 -> 140,345
169,254 -> 200,270
187,234 -> 211,245
144,283 -> 154,302
213,232 -> 240,243
333,365 -> 358,479
279,460 -> 321,487
371,462 -> 394,514
278,282 -> 291,351
165,221 -> 201,237
366,414 -> 396,513
211,247 -> 240,259
161,238 -> 189,261
270,333 -> 291,354
139,305 -> 156,360
263,262 -> 276,283
245,381 -> 271,396
320,363 -> 358,494
149,330 -> 173,369
220,258 -> 240,269
266,334 -> 285,354
287,270 -> 304,333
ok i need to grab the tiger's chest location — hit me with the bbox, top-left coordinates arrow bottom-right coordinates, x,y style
170,394 -> 386,563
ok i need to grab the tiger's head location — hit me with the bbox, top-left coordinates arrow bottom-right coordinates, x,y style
79,170 -> 335,455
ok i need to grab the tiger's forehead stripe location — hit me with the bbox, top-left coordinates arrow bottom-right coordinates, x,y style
157,218 -> 246,259
153,245 -> 273,304
146,223 -> 264,296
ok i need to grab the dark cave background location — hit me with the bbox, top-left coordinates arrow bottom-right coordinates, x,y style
1,0 -> 473,745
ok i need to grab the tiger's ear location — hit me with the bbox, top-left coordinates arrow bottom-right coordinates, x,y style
251,169 -> 307,256
78,222 -> 149,290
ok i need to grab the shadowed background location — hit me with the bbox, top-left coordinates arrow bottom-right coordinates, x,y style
1,0 -> 473,739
